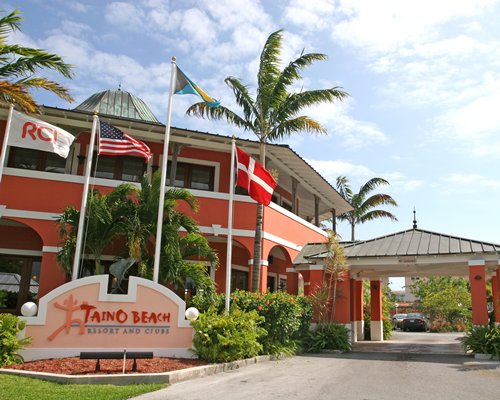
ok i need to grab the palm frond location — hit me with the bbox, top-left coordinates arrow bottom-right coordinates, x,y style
186,102 -> 252,131
0,46 -> 74,79
257,29 -> 283,108
358,209 -> 398,224
272,52 -> 328,104
269,116 -> 326,141
224,76 -> 257,122
0,10 -> 21,42
358,177 -> 390,198
16,77 -> 74,103
0,80 -> 38,112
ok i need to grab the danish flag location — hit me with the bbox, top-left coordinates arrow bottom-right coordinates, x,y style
236,146 -> 277,206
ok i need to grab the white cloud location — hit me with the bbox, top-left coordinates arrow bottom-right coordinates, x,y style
309,100 -> 388,148
306,159 -> 374,184
332,0 -> 499,55
443,173 -> 500,189
283,0 -> 336,30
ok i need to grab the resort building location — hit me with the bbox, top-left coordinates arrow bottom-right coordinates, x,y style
0,89 -> 352,316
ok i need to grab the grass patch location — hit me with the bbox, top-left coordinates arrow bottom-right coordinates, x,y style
0,374 -> 165,400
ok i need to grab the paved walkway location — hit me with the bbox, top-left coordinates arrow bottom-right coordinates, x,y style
353,331 -> 466,354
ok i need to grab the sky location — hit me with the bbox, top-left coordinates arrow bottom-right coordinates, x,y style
5,0 -> 500,253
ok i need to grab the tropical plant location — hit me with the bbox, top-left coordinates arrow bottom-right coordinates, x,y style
187,29 -> 348,291
462,325 -> 500,359
190,306 -> 266,363
124,173 -> 218,294
308,232 -> 348,324
335,176 -> 398,241
56,184 -> 136,276
0,9 -> 74,112
0,313 -> 31,367
303,322 -> 352,353
56,172 -> 218,294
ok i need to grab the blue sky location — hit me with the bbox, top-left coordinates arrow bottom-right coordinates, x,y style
6,0 -> 500,249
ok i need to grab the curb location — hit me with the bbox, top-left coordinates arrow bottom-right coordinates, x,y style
0,355 -> 273,385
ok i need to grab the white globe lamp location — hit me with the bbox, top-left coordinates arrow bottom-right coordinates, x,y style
185,307 -> 199,321
21,302 -> 38,317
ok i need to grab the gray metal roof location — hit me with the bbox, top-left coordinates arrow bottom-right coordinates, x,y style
74,89 -> 159,123
296,229 -> 500,263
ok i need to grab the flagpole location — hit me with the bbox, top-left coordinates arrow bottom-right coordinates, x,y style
225,137 -> 236,312
153,57 -> 177,283
0,104 -> 14,185
71,113 -> 99,280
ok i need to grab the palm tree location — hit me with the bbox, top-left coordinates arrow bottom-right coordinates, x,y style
335,176 -> 398,241
124,173 -> 218,294
187,29 -> 348,291
56,184 -> 136,276
0,9 -> 74,113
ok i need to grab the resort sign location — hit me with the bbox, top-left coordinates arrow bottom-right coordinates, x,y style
19,275 -> 194,361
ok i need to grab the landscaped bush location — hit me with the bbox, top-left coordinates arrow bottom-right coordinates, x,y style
190,290 -> 313,356
429,316 -> 469,333
190,307 -> 265,363
231,290 -> 313,355
462,325 -> 500,359
0,313 -> 32,367
303,322 -> 352,353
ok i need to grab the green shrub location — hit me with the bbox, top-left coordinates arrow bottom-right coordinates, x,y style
0,314 -> 32,367
190,290 -> 314,356
462,325 -> 500,359
231,290 -> 313,355
190,307 -> 266,363
303,322 -> 352,353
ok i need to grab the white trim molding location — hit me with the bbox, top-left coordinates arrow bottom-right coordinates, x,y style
468,260 -> 486,266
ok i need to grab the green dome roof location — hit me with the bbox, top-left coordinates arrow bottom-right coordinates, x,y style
74,89 -> 159,123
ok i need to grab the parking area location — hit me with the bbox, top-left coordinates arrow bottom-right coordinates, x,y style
353,331 -> 466,354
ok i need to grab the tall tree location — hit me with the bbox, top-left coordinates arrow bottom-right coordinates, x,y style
336,176 -> 398,241
56,173 -> 218,294
187,29 -> 348,291
0,9 -> 74,112
125,173 -> 218,294
56,184 -> 136,276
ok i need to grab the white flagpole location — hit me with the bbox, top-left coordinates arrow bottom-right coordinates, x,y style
0,104 -> 14,185
71,113 -> 99,280
225,137 -> 236,312
153,57 -> 177,283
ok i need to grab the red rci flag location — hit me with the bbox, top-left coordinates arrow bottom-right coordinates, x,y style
236,146 -> 277,206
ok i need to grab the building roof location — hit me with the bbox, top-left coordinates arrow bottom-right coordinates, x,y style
294,228 -> 500,278
341,228 -> 500,257
74,89 -> 160,123
34,104 -> 353,219
299,229 -> 500,261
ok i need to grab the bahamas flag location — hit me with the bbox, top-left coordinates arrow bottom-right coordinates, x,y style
174,66 -> 220,108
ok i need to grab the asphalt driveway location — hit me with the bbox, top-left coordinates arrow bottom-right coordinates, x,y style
132,332 -> 499,400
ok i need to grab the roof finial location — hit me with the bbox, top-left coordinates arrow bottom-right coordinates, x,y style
118,82 -> 121,91
413,207 -> 417,229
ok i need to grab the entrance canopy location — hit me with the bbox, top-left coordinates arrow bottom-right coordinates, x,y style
296,228 -> 500,279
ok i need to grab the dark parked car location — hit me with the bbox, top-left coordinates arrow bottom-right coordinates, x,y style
402,313 -> 429,332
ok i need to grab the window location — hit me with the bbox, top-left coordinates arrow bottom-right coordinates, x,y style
281,199 -> 292,212
231,269 -> 248,292
168,161 -> 215,191
0,256 -> 40,315
7,147 -> 67,174
94,155 -> 147,182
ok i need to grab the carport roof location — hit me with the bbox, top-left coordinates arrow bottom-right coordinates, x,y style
294,228 -> 500,278
297,229 -> 500,261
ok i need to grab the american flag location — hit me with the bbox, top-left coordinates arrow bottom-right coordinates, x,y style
98,121 -> 152,162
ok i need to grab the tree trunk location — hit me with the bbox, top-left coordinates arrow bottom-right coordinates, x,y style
252,203 -> 264,291
251,141 -> 267,292
351,223 -> 355,241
